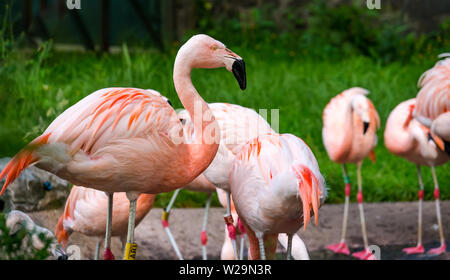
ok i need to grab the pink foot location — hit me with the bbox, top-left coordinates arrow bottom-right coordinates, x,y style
326,241 -> 350,255
352,249 -> 376,260
427,243 -> 446,256
402,244 -> 425,255
103,248 -> 115,260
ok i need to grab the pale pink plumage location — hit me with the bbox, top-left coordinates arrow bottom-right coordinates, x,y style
323,87 -> 379,260
179,103 -> 275,192
414,55 -> 450,148
230,133 -> 326,259
414,56 -> 450,127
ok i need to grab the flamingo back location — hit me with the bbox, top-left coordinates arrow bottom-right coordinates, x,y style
230,133 -> 326,234
415,56 -> 450,125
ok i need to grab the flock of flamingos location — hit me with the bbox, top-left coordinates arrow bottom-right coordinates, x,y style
1,34 -> 449,260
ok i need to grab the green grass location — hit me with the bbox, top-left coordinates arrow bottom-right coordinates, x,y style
0,44 -> 448,207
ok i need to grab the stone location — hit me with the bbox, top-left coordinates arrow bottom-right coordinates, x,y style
0,157 -> 71,212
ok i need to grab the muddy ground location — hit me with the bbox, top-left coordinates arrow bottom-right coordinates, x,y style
27,201 -> 450,260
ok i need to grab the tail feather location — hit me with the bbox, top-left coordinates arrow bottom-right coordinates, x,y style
292,164 -> 321,230
0,133 -> 51,196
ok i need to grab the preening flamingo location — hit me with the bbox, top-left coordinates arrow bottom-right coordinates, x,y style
413,54 -> 450,156
0,34 -> 247,259
229,133 -> 326,260
55,186 -> 155,260
385,98 -> 449,255
161,174 -> 216,260
178,103 -> 275,259
323,87 -> 380,260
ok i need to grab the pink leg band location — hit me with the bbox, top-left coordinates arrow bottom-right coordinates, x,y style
434,189 -> 440,199
201,230 -> 208,246
345,183 -> 351,197
357,191 -> 363,204
418,190 -> 424,200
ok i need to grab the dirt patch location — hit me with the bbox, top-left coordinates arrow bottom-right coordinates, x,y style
26,201 -> 450,260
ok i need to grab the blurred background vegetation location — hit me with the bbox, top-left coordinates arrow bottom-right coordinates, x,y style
0,0 -> 449,208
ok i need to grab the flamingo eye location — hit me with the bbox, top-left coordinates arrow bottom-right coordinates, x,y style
210,45 -> 218,51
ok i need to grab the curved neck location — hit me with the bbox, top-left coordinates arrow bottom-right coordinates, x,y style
173,55 -> 220,179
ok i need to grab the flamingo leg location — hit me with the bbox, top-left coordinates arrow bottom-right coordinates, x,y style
403,165 -> 425,255
237,217 -> 247,260
120,236 -> 126,257
352,162 -> 375,260
427,166 -> 447,255
286,234 -> 293,260
161,189 -> 184,260
326,164 -> 350,255
224,191 -> 239,260
123,192 -> 138,260
103,192 -> 115,260
201,193 -> 212,260
256,232 -> 266,260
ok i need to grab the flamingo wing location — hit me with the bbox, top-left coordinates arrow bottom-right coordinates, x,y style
414,56 -> 450,126
1,88 -> 184,195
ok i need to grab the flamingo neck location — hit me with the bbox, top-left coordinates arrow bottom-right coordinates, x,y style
173,55 -> 220,179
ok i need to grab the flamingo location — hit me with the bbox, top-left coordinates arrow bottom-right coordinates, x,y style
323,87 -> 380,260
177,103 -> 275,259
229,133 -> 326,260
385,98 -> 449,255
160,174 -> 216,260
413,54 -> 450,155
0,34 -> 247,259
55,186 -> 155,260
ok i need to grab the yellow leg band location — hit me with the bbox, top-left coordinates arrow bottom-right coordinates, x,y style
123,242 -> 137,260
161,210 -> 170,221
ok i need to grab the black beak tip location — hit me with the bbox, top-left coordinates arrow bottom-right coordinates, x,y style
363,122 -> 369,134
232,59 -> 246,91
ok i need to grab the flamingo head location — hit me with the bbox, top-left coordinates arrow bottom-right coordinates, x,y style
177,34 -> 246,90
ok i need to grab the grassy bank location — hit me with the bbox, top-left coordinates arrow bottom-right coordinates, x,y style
0,44 -> 448,207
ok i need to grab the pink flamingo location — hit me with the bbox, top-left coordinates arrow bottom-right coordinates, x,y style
0,34 -> 246,259
414,54 -> 450,155
177,103 -> 275,259
323,87 -> 380,260
55,186 -> 155,260
229,133 -> 326,260
385,98 -> 449,255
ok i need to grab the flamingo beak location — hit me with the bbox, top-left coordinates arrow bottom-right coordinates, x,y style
363,122 -> 369,134
232,59 -> 246,90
